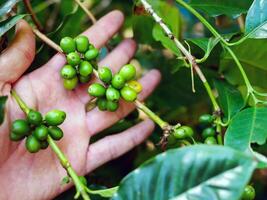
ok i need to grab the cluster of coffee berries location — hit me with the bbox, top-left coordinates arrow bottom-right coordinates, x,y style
60,35 -> 99,90
199,114 -> 217,145
10,109 -> 66,153
172,125 -> 194,140
88,64 -> 142,112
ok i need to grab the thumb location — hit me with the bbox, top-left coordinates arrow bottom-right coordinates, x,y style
0,19 -> 35,83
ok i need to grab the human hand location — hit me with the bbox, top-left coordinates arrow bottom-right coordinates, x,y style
0,10 -> 161,200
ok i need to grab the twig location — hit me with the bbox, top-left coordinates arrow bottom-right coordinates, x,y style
74,0 -> 97,24
23,0 -> 44,32
32,28 -> 63,53
140,0 -> 220,112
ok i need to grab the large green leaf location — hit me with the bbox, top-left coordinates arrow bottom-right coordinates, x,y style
188,0 -> 253,17
0,0 -> 21,17
0,14 -> 25,37
225,107 -> 267,151
245,0 -> 267,39
0,96 -> 7,125
220,39 -> 267,89
214,80 -> 245,123
112,145 -> 257,200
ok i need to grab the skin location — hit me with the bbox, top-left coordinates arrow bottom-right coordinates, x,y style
0,11 -> 161,200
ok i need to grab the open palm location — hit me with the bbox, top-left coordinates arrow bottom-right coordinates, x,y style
0,11 -> 160,200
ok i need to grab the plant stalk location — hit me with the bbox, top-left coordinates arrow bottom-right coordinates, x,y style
23,0 -> 44,32
135,100 -> 169,129
140,0 -> 220,113
74,0 -> 97,24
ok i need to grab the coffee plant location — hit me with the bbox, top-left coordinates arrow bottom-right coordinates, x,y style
1,0 -> 267,200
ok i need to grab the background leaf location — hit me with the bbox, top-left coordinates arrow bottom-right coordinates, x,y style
188,37 -> 220,63
112,145 -> 256,200
214,80 -> 244,123
0,0 -> 21,17
0,96 -> 7,125
0,14 -> 25,37
188,0 -> 253,17
220,39 -> 267,89
225,107 -> 267,151
245,0 -> 267,39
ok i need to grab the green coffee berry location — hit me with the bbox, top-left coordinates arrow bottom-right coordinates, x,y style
33,125 -> 48,141
79,61 -> 93,77
96,98 -> 108,111
63,76 -> 78,90
88,83 -> 106,97
202,127 -> 216,139
60,37 -> 76,54
204,136 -> 217,145
26,135 -> 41,153
79,75 -> 91,83
98,67 -> 112,84
85,48 -> 99,60
121,86 -> 137,102
10,132 -> 25,141
106,87 -> 120,102
40,140 -> 49,150
60,65 -> 76,79
27,110 -> 43,126
48,126 -> 64,141
107,101 -> 119,112
67,52 -> 80,66
119,64 -> 136,81
242,185 -> 255,200
199,114 -> 214,125
111,74 -> 125,89
45,110 -> 66,126
11,119 -> 30,136
75,35 -> 89,53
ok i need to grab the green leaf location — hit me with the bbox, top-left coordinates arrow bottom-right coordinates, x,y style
112,145 -> 257,200
0,14 -> 25,37
151,0 -> 182,57
153,24 -> 181,56
188,0 -> 253,17
88,186 -> 118,198
225,107 -> 267,151
0,96 -> 7,125
245,0 -> 267,39
214,80 -> 245,123
220,39 -> 267,89
0,0 -> 21,17
188,37 -> 220,63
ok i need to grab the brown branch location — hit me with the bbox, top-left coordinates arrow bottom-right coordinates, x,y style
23,0 -> 44,32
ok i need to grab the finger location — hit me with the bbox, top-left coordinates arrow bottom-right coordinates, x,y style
0,20 -> 35,83
86,119 -> 155,172
39,10 -> 125,73
86,69 -> 161,136
75,39 -> 136,104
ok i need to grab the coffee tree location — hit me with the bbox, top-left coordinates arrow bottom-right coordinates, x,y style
1,0 -> 267,199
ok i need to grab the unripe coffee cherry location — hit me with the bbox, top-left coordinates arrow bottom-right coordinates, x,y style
67,52 -> 81,66
26,135 -> 41,153
121,86 -> 137,102
79,61 -> 93,77
98,67 -> 113,84
61,65 -> 76,79
119,64 -> 136,81
45,110 -> 66,126
75,35 -> 89,53
60,37 -> 75,54
63,76 -> 78,90
88,83 -> 106,97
